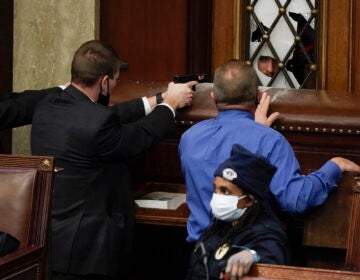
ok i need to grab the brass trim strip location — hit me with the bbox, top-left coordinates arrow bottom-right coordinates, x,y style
272,125 -> 360,135
175,120 -> 360,135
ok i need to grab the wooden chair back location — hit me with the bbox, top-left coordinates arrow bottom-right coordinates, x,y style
0,154 -> 54,280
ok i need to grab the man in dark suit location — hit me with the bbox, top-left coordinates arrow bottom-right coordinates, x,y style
31,40 -> 196,280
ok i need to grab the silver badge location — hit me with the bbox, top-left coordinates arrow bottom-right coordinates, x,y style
222,168 -> 237,181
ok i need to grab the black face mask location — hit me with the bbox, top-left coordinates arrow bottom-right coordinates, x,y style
97,92 -> 110,106
97,79 -> 110,106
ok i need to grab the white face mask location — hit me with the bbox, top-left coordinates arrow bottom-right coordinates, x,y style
210,193 -> 247,222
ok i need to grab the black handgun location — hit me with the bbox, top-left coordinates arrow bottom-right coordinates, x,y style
173,73 -> 208,91
173,73 -> 208,84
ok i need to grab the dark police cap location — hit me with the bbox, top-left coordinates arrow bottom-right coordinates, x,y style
214,144 -> 277,201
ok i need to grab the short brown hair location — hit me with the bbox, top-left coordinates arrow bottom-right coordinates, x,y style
71,40 -> 120,87
213,59 -> 258,104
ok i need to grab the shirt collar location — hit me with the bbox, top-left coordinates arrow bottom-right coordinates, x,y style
217,109 -> 254,120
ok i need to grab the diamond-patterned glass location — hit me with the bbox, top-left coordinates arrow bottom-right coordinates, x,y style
246,0 -> 318,89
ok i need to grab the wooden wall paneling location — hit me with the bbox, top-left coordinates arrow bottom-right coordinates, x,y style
345,188 -> 360,271
304,171 -> 353,249
100,0 -> 188,83
145,139 -> 183,184
326,0 -> 352,91
212,0 -> 237,72
354,0 -> 360,92
186,0 -> 213,76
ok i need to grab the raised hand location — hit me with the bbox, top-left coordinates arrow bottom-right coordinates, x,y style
255,91 -> 280,127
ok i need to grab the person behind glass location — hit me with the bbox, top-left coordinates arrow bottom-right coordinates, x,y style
257,55 -> 279,78
186,144 -> 290,280
31,39 -> 197,280
179,58 -> 360,244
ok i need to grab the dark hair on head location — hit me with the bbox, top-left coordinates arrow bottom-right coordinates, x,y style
71,40 -> 120,87
213,59 -> 258,105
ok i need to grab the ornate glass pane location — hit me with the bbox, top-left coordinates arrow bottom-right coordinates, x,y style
245,0 -> 318,89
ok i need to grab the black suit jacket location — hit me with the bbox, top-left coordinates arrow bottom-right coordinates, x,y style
0,87 -> 62,130
31,85 -> 176,277
0,87 -> 62,153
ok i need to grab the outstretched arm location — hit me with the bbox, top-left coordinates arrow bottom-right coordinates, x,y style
330,157 -> 360,173
0,87 -> 63,129
144,81 -> 197,113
